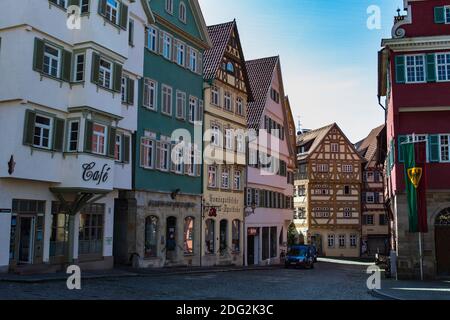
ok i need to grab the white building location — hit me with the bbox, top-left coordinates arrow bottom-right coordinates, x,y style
0,0 -> 151,273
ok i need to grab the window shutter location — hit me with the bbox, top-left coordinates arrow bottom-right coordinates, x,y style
122,134 -> 130,163
429,135 -> 440,162
172,39 -> 178,63
98,0 -> 107,16
395,55 -> 406,84
84,120 -> 93,152
197,51 -> 203,75
91,52 -> 100,85
127,78 -> 135,105
113,63 -> 123,93
61,50 -> 72,82
171,143 -> 177,172
398,135 -> 407,163
119,3 -> 128,30
195,147 -> 202,177
33,38 -> 45,73
198,100 -> 204,122
23,110 -> 36,145
434,7 -> 445,24
155,141 -> 161,169
374,192 -> 380,204
427,53 -> 436,83
144,28 -> 149,48
108,127 -> 117,158
53,118 -> 65,152
186,46 -> 191,69
139,138 -> 145,168
158,32 -> 164,55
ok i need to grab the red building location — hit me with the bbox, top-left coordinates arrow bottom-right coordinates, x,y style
379,0 -> 450,279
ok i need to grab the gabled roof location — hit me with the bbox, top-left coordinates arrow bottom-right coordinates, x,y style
246,56 -> 279,130
203,20 -> 254,101
356,124 -> 386,166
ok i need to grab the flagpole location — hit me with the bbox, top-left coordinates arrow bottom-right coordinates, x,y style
419,232 -> 424,281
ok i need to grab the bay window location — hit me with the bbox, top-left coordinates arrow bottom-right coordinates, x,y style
43,44 -> 61,78
92,123 -> 107,155
99,58 -> 113,89
67,120 -> 79,152
74,53 -> 85,82
106,0 -> 119,25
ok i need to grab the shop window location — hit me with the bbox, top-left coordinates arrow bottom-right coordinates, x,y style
219,220 -> 228,256
184,217 -> 195,255
205,219 -> 215,255
78,204 -> 104,256
145,216 -> 158,258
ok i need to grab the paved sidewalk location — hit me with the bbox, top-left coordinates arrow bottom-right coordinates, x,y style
0,265 -> 281,284
373,278 -> 450,300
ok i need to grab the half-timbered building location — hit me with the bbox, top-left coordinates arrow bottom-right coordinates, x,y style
294,123 -> 365,258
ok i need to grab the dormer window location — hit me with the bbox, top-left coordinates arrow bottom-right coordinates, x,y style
106,0 -> 119,25
179,2 -> 186,23
226,62 -> 234,73
165,0 -> 174,15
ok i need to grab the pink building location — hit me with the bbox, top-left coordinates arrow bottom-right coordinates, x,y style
244,56 -> 296,265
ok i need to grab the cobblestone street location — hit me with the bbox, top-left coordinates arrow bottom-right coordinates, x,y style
0,262 -> 378,300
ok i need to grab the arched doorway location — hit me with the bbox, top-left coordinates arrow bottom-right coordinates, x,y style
435,208 -> 450,276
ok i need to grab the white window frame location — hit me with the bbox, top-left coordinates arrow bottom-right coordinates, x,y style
236,97 -> 244,116
211,125 -> 221,147
225,129 -> 234,150
67,119 -> 79,152
33,114 -> 53,149
343,164 -> 353,173
221,167 -> 230,189
161,84 -> 173,116
446,6 -> 450,24
43,44 -> 61,78
160,141 -> 170,172
143,78 -> 157,111
147,27 -> 157,52
440,134 -> 450,162
189,48 -> 197,72
331,143 -> 339,153
74,53 -> 85,82
99,58 -> 113,89
211,86 -> 220,106
176,91 -> 186,120
115,133 -> 122,162
366,192 -> 375,204
234,170 -> 242,190
106,0 -> 119,25
163,33 -> 172,60
92,123 -> 107,155
338,235 -> 346,248
405,54 -> 426,84
436,52 -> 450,82
327,234 -> 335,248
317,164 -> 329,173
179,1 -> 186,23
189,96 -> 197,123
343,208 -> 352,218
350,234 -> 357,248
224,91 -> 232,112
176,42 -> 185,67
405,134 -> 429,161
208,166 -> 217,188
121,76 -> 127,103
165,0 -> 174,14
141,137 -> 155,169
237,133 -> 245,153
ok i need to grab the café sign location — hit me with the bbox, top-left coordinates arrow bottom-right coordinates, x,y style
82,162 -> 111,185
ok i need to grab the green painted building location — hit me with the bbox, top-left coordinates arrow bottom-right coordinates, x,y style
115,0 -> 211,268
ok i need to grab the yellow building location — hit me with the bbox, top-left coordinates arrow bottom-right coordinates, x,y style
294,123 -> 365,258
201,21 -> 253,266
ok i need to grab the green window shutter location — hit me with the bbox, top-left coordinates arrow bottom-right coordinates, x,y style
113,63 -> 123,93
98,0 -> 107,16
91,52 -> 100,85
434,7 -> 445,24
33,38 -> 45,73
122,134 -> 130,163
68,0 -> 79,6
52,118 -> 65,152
398,135 -> 407,163
395,55 -> 406,84
61,50 -> 72,82
23,110 -> 36,145
127,78 -> 135,105
429,135 -> 440,162
427,53 -> 436,83
108,127 -> 117,158
119,3 -> 128,30
84,120 -> 93,152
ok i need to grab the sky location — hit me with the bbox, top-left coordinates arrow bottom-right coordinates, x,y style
198,0 -> 403,143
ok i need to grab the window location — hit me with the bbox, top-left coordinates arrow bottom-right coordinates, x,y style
374,171 -> 381,182
176,91 -> 186,119
74,53 -> 85,82
106,0 -> 119,25
366,215 -> 374,225
224,92 -> 233,112
92,123 -> 107,155
219,220 -> 228,255
343,164 -> 353,173
350,234 -> 357,248
78,204 -> 104,255
159,141 -> 170,171
379,214 -> 388,226
33,115 -> 53,149
338,235 -> 346,248
297,186 -> 306,197
405,55 -> 425,83
43,44 -> 61,78
50,211 -> 69,257
99,58 -> 113,89
121,77 -> 127,103
145,216 -> 158,258
366,192 -> 375,204
441,135 -> 450,162
211,125 -> 220,147
234,170 -> 242,190
162,85 -> 173,115
115,134 -> 122,162
205,219 -> 215,254
128,19 -> 134,46
317,164 -> 329,172
270,88 -> 280,103
436,53 -> 450,81
174,141 -> 184,174
189,97 -> 197,123
143,78 -> 157,110
331,143 -> 339,153
165,0 -> 174,14
184,217 -> 194,255
176,42 -> 185,66
80,0 -> 89,13
344,208 -> 352,218
232,220 -> 240,252
327,234 -> 335,248
179,2 -> 186,23
446,7 -> 450,24
67,120 -> 79,152
211,86 -> 220,106
208,166 -> 217,188
236,97 -> 244,116
147,27 -> 157,52
221,167 -> 230,189
225,129 -> 234,150
141,138 -> 155,169
237,133 -> 245,153
189,49 -> 197,72
270,227 -> 277,258
163,33 -> 172,60
226,62 -> 234,73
